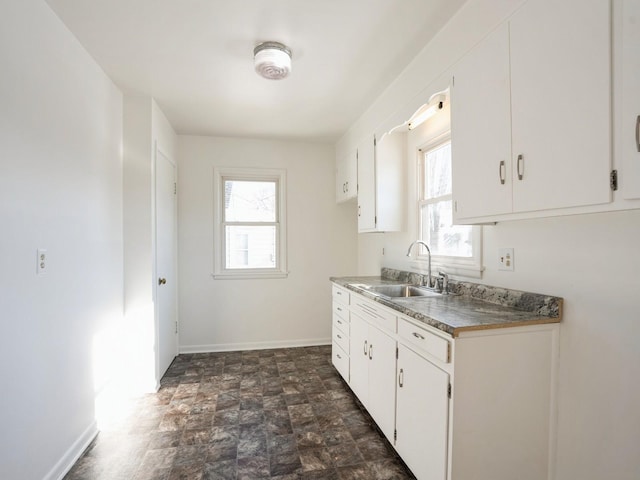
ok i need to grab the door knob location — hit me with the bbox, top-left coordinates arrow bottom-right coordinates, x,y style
158,278 -> 167,285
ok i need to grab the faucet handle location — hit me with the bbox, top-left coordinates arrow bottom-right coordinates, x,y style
438,271 -> 449,293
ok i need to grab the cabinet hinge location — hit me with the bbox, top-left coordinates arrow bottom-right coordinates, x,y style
174,182 -> 177,195
448,383 -> 452,399
447,343 -> 451,363
373,136 -> 377,147
452,75 -> 455,87
396,346 -> 399,359
394,429 -> 397,442
175,321 -> 178,334
610,170 -> 618,191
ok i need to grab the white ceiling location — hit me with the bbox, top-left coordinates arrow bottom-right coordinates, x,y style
45,0 -> 466,142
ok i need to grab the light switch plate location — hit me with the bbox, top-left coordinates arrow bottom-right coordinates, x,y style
498,248 -> 514,271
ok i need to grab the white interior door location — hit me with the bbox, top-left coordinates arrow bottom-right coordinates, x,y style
155,147 -> 178,379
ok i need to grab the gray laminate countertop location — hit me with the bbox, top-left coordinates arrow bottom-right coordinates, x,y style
331,270 -> 562,337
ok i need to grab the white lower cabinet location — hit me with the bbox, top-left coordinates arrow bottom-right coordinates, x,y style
333,284 -> 560,480
331,285 -> 350,381
348,302 -> 397,444
396,343 -> 449,480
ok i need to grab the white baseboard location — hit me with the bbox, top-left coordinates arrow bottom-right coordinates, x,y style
45,420 -> 98,480
179,337 -> 331,354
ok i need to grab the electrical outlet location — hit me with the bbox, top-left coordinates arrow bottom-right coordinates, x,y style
37,248 -> 47,275
498,248 -> 514,271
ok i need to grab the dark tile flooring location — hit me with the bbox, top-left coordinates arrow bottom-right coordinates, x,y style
64,345 -> 414,480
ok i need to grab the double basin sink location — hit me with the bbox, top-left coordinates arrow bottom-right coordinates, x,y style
349,283 -> 459,299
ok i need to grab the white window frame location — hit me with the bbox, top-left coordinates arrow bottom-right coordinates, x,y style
213,167 -> 288,279
414,132 -> 483,278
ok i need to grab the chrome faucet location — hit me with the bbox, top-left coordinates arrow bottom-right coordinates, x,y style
406,240 -> 432,288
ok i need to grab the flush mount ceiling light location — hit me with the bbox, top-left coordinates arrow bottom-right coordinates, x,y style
254,41 -> 292,80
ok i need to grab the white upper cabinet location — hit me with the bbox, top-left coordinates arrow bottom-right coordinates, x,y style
451,23 -> 513,219
335,149 -> 357,203
452,0 -> 612,222
357,135 -> 377,231
509,0 -> 611,212
622,0 -> 640,200
357,133 -> 404,233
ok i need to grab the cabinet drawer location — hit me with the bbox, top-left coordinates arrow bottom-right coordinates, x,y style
333,326 -> 349,353
332,284 -> 350,304
332,342 -> 349,381
351,297 -> 396,334
333,302 -> 348,322
333,314 -> 348,336
398,319 -> 450,363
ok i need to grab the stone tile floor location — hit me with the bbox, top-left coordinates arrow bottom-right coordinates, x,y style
64,345 -> 415,479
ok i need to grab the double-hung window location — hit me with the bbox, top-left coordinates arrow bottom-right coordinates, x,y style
417,134 -> 482,277
213,167 -> 287,279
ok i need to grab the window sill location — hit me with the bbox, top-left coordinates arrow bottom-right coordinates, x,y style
211,271 -> 289,280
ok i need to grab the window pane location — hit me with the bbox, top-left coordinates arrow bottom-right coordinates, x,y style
421,200 -> 473,257
224,180 -> 276,222
225,226 -> 276,269
424,142 -> 452,199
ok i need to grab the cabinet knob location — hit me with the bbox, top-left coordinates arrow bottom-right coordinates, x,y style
158,277 -> 167,285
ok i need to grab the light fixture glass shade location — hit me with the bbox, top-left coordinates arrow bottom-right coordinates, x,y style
254,42 -> 292,80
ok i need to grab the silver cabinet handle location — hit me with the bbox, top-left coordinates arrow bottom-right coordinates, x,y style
368,344 -> 373,360
363,340 -> 368,355
499,160 -> 506,185
345,181 -> 349,193
358,205 -> 361,217
412,332 -> 425,340
636,115 -> 640,153
517,154 -> 524,180
398,368 -> 404,388
158,277 -> 167,285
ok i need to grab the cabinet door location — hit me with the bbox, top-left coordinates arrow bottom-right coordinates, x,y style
348,312 -> 369,406
451,23 -> 513,220
509,0 -> 611,212
357,136 -> 377,231
375,133 -> 403,232
622,0 -> 640,200
367,324 -> 397,444
336,149 -> 357,203
396,344 -> 449,480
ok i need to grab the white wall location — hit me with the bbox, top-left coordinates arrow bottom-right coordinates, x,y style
178,135 -> 357,351
346,0 -> 640,478
123,96 -> 177,391
0,1 -> 123,479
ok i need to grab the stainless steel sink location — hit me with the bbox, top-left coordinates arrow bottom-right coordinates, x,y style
361,284 -> 456,298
